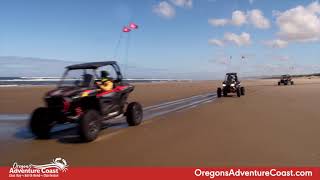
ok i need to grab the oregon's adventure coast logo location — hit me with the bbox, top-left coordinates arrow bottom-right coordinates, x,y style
9,158 -> 68,178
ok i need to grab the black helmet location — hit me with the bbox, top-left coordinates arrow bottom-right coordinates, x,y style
101,71 -> 109,78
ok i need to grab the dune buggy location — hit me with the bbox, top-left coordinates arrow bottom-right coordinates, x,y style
30,61 -> 143,142
217,73 -> 245,98
278,74 -> 294,85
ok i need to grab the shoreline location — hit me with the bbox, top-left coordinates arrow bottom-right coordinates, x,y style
0,81 -> 218,114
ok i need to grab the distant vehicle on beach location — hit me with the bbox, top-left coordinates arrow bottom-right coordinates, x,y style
278,74 -> 294,86
217,72 -> 245,98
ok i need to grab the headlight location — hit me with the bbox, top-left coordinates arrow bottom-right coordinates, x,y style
72,95 -> 80,99
231,83 -> 235,87
223,84 -> 226,86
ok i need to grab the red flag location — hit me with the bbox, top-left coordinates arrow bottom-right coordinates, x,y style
122,26 -> 131,32
129,22 -> 138,29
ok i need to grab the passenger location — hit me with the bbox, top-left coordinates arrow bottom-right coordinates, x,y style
96,71 -> 113,91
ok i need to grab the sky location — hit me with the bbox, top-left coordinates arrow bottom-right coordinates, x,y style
0,0 -> 320,79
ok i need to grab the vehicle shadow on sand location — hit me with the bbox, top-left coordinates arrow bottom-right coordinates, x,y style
14,121 -> 129,144
220,95 -> 240,98
57,121 -> 128,144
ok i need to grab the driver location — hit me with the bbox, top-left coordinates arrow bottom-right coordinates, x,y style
227,75 -> 234,82
96,70 -> 113,91
82,74 -> 93,87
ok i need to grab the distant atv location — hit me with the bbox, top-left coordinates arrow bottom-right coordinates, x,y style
278,74 -> 294,85
30,61 -> 143,142
217,73 -> 245,98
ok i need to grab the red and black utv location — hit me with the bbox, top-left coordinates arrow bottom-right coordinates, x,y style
30,61 -> 143,142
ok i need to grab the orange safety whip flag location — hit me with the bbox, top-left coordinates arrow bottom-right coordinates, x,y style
129,22 -> 138,30
122,26 -> 131,32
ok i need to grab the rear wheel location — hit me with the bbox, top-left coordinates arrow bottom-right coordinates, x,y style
236,88 -> 241,97
79,110 -> 102,142
30,107 -> 55,139
278,82 -> 281,86
291,81 -> 294,85
126,102 -> 143,126
240,87 -> 245,96
217,88 -> 222,98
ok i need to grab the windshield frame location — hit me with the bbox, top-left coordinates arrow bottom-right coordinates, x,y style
57,69 -> 98,88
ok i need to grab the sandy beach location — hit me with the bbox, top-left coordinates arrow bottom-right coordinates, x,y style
0,81 -> 217,114
0,78 -> 320,166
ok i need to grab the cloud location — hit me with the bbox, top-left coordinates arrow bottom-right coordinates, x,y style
153,1 -> 176,19
224,32 -> 251,46
170,0 -> 192,8
209,32 -> 251,47
247,9 -> 270,29
272,55 -> 290,62
275,1 -> 320,42
208,39 -> 225,46
208,18 -> 229,26
153,0 -> 192,19
249,0 -> 254,4
230,10 -> 248,26
212,58 -> 230,65
264,39 -> 288,48
208,10 -> 247,27
208,9 -> 270,29
207,52 -> 233,67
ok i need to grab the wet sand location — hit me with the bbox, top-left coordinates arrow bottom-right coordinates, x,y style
1,79 -> 320,166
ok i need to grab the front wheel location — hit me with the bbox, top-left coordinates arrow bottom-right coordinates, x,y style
79,110 -> 102,142
291,81 -> 294,85
240,87 -> 245,96
278,82 -> 281,86
30,107 -> 55,139
236,88 -> 241,97
217,88 -> 222,98
126,102 -> 143,126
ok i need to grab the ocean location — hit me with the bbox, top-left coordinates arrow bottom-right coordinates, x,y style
0,77 -> 191,87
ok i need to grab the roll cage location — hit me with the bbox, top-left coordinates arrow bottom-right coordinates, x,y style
58,61 -> 123,88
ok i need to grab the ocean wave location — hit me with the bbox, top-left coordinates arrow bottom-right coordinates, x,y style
0,84 -> 19,87
0,78 -> 76,82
